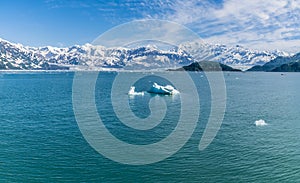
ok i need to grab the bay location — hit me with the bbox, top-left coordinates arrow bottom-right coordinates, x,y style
0,71 -> 299,182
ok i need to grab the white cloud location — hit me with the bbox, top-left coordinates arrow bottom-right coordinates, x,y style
47,0 -> 300,52
152,0 -> 300,53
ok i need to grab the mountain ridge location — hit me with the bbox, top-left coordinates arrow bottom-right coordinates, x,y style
168,61 -> 241,72
247,53 -> 300,72
0,38 -> 290,70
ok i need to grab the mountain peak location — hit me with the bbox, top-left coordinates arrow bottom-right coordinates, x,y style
0,38 -> 292,70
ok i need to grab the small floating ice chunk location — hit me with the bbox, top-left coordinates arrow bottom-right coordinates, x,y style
255,119 -> 268,126
128,86 -> 144,96
148,83 -> 179,95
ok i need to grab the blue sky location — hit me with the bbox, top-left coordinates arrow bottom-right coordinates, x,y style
0,0 -> 299,52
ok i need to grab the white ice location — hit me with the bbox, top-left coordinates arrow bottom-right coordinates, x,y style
255,119 -> 268,126
128,86 -> 144,96
148,83 -> 179,95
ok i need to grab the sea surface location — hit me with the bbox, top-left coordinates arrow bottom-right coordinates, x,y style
0,71 -> 300,182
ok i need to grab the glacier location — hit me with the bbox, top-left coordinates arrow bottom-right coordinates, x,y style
0,38 -> 290,70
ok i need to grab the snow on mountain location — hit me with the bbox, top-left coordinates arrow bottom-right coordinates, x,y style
178,41 -> 290,70
0,38 -> 290,70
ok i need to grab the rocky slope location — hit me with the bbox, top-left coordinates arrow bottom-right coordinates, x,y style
169,61 -> 241,72
247,53 -> 300,72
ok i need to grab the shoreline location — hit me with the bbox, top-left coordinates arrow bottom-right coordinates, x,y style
1,70 -> 299,74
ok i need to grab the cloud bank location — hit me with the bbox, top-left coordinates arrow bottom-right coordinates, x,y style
46,0 -> 300,52
152,0 -> 300,53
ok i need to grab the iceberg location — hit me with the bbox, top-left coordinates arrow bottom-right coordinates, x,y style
128,86 -> 144,96
255,119 -> 268,126
148,83 -> 179,95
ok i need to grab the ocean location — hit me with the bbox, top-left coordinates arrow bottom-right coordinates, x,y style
0,71 -> 300,182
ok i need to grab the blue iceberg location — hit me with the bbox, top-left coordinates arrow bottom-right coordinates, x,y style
148,83 -> 179,95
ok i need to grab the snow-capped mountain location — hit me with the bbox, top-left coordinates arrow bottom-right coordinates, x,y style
0,38 -> 289,70
178,41 -> 289,70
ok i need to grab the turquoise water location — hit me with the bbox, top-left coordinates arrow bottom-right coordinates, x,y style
1,72 -> 300,182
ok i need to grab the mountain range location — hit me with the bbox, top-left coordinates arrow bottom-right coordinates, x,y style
0,38 -> 291,70
168,61 -> 241,72
247,53 -> 300,72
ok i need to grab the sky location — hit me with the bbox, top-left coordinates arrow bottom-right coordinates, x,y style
0,0 -> 299,53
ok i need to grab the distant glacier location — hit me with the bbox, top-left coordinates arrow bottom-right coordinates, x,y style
0,38 -> 290,70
